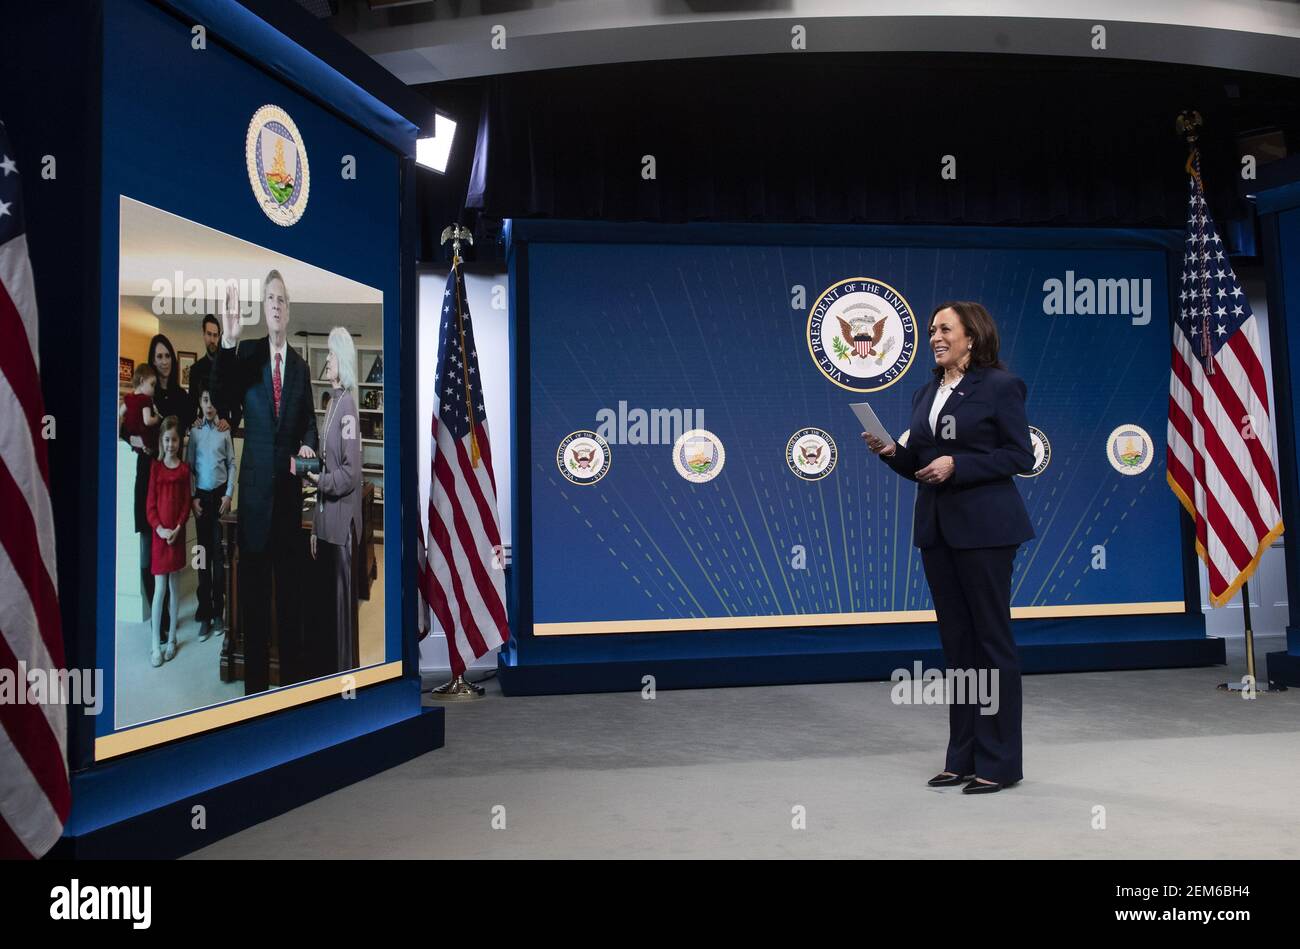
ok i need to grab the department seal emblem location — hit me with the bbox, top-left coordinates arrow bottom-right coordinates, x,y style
1018,426 -> 1052,478
672,429 -> 725,483
1106,424 -> 1154,476
807,277 -> 917,392
786,428 -> 837,481
246,104 -> 310,226
557,431 -> 611,485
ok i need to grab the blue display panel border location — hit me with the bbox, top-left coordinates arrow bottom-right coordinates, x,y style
501,219 -> 1204,682
77,0 -> 420,787
1258,196 -> 1300,663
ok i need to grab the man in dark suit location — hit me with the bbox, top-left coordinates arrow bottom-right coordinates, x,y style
188,313 -> 242,432
212,270 -> 318,694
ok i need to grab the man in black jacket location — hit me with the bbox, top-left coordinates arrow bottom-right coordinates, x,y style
188,313 -> 242,432
212,270 -> 318,694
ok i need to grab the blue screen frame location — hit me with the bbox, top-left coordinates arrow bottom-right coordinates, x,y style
91,0 -> 408,759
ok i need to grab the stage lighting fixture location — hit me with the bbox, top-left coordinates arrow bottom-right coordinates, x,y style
416,112 -> 456,173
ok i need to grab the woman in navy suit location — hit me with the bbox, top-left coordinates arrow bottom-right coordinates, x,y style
863,301 -> 1035,794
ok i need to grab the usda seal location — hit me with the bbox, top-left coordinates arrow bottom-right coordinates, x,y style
672,429 -> 725,483
557,431 -> 611,485
786,428 -> 837,481
1018,426 -> 1051,478
1106,424 -> 1154,476
807,278 -> 917,392
246,104 -> 310,226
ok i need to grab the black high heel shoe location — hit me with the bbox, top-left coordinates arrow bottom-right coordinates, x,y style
927,771 -> 975,787
961,778 -> 1019,794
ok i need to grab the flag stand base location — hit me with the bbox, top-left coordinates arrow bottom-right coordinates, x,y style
1216,681 -> 1288,695
1214,578 -> 1289,694
427,675 -> 485,702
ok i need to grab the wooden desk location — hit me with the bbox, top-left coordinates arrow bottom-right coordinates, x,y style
219,483 -> 375,685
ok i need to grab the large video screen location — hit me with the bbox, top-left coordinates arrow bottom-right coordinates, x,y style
528,238 -> 1186,634
104,196 -> 395,755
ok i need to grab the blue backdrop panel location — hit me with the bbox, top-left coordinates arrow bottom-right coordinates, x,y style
1259,198 -> 1300,683
1278,206 -> 1300,654
499,221 -> 1207,692
528,239 -> 1183,626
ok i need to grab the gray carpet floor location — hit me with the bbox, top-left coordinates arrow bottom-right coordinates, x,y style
189,633 -> 1299,859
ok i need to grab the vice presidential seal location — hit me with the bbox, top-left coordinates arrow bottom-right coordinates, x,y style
558,431 -> 611,485
1106,424 -> 1154,476
672,429 -> 725,483
246,105 -> 310,226
1018,426 -> 1051,478
807,278 -> 917,392
786,428 -> 837,481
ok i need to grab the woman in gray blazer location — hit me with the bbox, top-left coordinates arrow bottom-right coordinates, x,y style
307,326 -> 364,674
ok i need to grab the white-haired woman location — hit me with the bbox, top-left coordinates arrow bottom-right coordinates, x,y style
306,327 -> 363,674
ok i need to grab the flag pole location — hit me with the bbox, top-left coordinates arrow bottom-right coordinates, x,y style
1174,113 -> 1284,696
1216,579 -> 1287,695
1176,110 -> 1215,376
429,223 -> 486,701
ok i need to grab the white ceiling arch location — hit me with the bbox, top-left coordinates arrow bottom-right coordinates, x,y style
325,0 -> 1300,83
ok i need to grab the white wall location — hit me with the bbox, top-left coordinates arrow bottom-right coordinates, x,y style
416,267 -> 512,676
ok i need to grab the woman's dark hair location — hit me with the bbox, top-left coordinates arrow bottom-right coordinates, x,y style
928,301 -> 1006,378
147,333 -> 180,391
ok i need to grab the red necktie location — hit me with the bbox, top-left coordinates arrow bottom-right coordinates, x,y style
273,351 -> 282,417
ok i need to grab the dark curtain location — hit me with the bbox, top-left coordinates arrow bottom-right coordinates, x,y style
457,52 -> 1300,244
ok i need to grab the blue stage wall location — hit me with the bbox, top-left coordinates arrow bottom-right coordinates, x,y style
501,220 -> 1206,689
1258,190 -> 1300,678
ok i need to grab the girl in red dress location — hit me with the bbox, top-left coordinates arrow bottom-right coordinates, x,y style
147,416 -> 191,666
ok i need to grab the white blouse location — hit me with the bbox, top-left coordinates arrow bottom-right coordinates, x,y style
928,378 -> 960,435
894,376 -> 962,450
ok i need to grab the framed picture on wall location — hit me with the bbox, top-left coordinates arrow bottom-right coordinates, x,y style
177,351 -> 197,389
118,356 -> 134,385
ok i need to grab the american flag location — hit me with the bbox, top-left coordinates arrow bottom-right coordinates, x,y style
0,121 -> 69,857
1167,150 -> 1284,607
418,257 -> 510,676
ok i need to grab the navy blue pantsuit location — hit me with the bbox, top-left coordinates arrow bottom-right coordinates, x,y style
880,365 -> 1036,783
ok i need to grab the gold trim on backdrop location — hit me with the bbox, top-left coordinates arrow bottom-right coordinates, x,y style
534,601 -> 1187,636
94,661 -> 404,761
